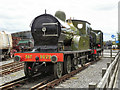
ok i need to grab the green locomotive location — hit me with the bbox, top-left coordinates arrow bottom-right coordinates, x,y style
14,11 -> 103,78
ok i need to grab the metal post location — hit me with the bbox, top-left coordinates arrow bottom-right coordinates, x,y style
102,68 -> 106,77
110,48 -> 112,58
107,62 -> 111,86
89,82 -> 96,90
107,62 -> 110,68
102,68 -> 107,88
110,58 -> 113,66
115,38 -> 116,49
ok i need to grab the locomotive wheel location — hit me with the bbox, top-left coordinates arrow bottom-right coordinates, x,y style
81,59 -> 85,67
54,62 -> 63,78
24,62 -> 33,78
64,55 -> 72,74
73,58 -> 79,70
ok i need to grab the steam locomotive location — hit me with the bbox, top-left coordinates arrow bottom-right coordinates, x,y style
14,11 -> 103,78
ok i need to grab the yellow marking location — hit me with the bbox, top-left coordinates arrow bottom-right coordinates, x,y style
48,55 -> 51,59
30,55 -> 32,59
40,55 -> 42,59
46,55 -> 49,59
43,55 -> 45,59
70,77 -> 78,80
25,55 -> 32,59
40,55 -> 52,59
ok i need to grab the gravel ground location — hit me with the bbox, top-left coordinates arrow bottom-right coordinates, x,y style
103,49 -> 118,58
103,53 -> 116,57
0,59 -> 14,66
55,58 -> 113,88
0,70 -> 25,85
0,58 -> 23,86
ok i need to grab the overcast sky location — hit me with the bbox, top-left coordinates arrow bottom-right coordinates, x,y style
0,0 -> 119,41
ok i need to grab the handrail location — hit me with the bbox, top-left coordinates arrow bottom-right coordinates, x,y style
89,51 -> 120,89
97,53 -> 119,88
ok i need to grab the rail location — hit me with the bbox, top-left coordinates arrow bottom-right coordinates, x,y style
0,62 -> 24,76
0,57 -> 101,90
89,51 -> 120,89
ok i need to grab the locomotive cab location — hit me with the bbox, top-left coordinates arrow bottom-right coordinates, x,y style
68,20 -> 90,50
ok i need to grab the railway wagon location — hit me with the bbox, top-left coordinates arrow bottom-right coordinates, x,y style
14,11 -> 103,78
12,31 -> 34,51
0,31 -> 12,59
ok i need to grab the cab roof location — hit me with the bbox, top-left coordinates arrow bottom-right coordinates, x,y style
67,19 -> 91,25
71,19 -> 91,25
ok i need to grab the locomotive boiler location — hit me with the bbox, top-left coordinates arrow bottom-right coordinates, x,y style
14,11 -> 103,78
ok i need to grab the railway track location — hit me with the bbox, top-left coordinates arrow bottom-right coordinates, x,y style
31,59 -> 98,90
1,57 -> 14,62
0,57 -> 101,90
0,62 -> 24,76
0,77 -> 27,90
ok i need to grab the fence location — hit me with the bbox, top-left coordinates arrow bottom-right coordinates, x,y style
89,51 -> 120,89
